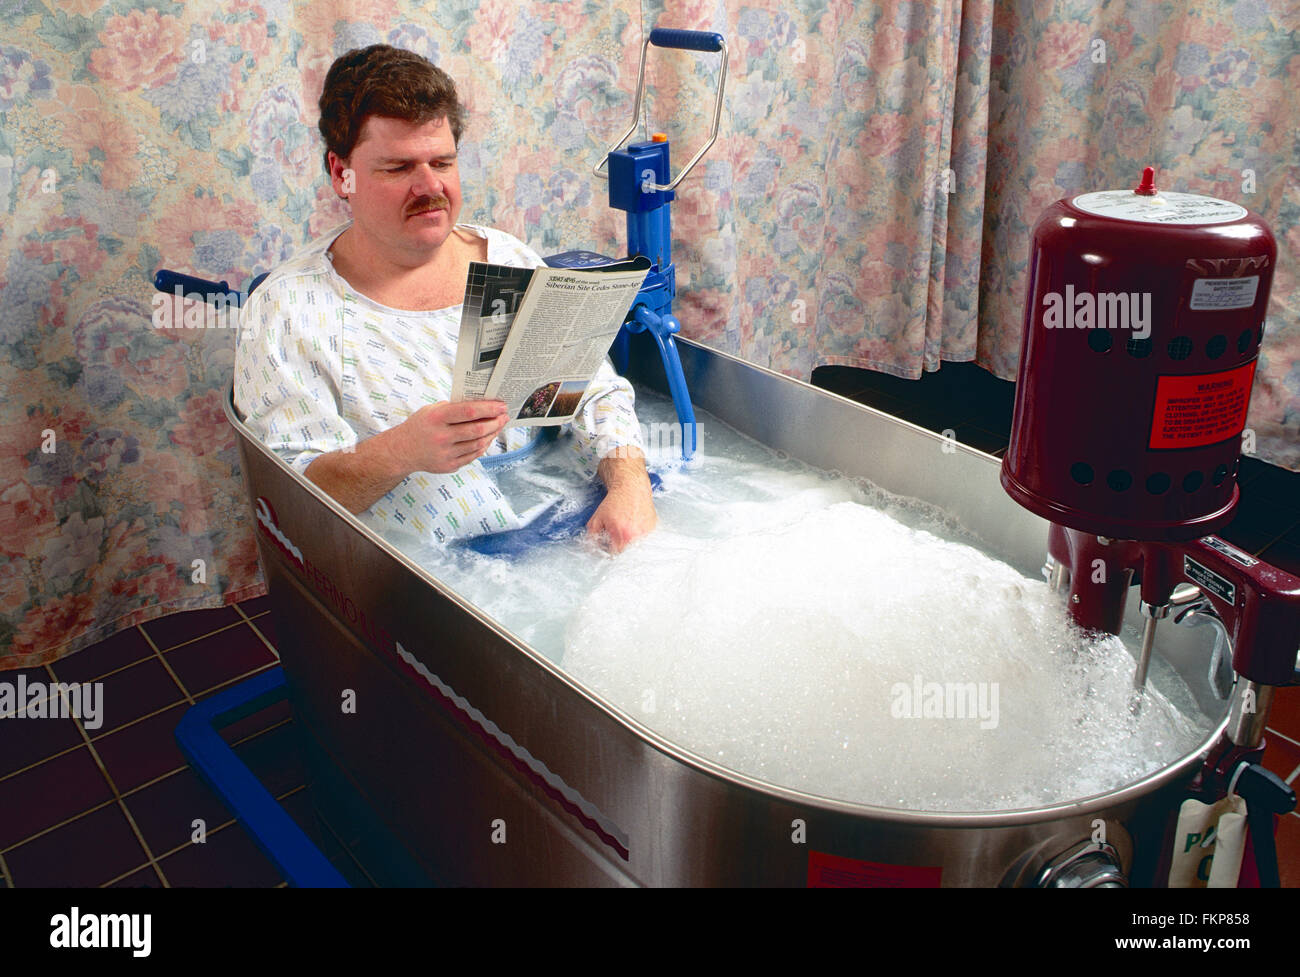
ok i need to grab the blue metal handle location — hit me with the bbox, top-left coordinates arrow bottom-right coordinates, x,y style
154,269 -> 238,301
649,28 -> 724,52
629,305 -> 697,460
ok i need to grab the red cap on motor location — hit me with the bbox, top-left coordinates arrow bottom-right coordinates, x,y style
1000,170 -> 1275,542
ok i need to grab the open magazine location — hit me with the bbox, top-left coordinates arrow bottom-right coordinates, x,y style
449,254 -> 651,425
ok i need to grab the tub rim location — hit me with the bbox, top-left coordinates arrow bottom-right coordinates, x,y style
224,380 -> 1229,830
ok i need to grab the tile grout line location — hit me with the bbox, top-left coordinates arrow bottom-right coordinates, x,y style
3,666 -> 294,796
144,618 -> 252,666
100,783 -> 308,887
141,628 -> 197,710
0,694 -> 192,787
5,609 -> 281,883
1266,726 -> 1300,749
50,660 -> 171,890
46,618 -> 253,690
242,614 -> 281,660
0,798 -> 121,856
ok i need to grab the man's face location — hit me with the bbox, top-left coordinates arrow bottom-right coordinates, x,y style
329,114 -> 463,263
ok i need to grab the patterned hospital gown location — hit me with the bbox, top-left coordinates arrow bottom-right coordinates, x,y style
233,222 -> 644,542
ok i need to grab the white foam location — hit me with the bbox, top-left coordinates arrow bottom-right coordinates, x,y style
397,390 -> 1214,812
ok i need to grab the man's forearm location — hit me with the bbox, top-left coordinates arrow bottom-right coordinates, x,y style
303,427 -> 410,515
597,446 -> 651,493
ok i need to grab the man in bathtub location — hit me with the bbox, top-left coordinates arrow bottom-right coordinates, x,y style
234,45 -> 656,553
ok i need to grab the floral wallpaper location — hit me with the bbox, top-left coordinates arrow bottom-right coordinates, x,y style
2,0 -> 1296,666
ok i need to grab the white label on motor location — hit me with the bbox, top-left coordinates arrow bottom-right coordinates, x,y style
1071,190 -> 1247,225
1189,276 -> 1260,311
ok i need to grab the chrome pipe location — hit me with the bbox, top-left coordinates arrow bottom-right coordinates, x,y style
1225,680 -> 1274,748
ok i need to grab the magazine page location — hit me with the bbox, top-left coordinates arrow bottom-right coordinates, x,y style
449,263 -> 536,402
451,256 -> 650,426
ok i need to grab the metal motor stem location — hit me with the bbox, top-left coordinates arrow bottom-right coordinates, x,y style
1225,680 -> 1274,748
1132,602 -> 1167,691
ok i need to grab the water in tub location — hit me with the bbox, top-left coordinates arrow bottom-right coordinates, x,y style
392,388 -> 1213,813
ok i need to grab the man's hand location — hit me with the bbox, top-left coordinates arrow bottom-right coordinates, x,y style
388,400 -> 509,474
305,400 -> 508,514
588,449 -> 657,553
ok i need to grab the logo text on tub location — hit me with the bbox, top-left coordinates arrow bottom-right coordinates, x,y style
1042,285 -> 1152,339
890,674 -> 999,729
0,676 -> 103,730
50,908 -> 151,958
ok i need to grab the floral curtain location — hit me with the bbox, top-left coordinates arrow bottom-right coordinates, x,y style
2,0 -> 1296,667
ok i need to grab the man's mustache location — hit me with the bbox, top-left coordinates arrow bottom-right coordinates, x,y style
406,195 -> 450,215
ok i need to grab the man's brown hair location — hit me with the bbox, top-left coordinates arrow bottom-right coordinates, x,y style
317,44 -> 465,173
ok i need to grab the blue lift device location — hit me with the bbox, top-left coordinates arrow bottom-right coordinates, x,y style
546,27 -> 729,462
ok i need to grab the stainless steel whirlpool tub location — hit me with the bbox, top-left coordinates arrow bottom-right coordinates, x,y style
224,333 -> 1229,887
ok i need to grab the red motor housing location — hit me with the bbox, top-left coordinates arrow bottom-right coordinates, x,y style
1001,172 -> 1276,541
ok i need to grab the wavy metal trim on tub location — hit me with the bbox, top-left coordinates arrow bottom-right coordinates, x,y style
389,640 -> 630,858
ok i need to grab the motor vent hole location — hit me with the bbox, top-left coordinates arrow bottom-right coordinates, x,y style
1126,337 -> 1152,358
1107,469 -> 1133,491
1071,462 -> 1095,485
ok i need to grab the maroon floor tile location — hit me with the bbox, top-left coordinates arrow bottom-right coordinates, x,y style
1237,463 -> 1300,514
219,697 -> 293,747
141,605 -> 242,653
108,865 -> 165,888
5,802 -> 147,887
157,820 -> 283,887
1267,686 -> 1300,742
93,657 -> 186,737
232,722 -> 309,799
1275,814 -> 1300,889
0,712 -> 83,779
164,623 -> 277,698
51,626 -> 155,684
1258,538 -> 1300,577
1217,503 -> 1288,556
124,768 -> 235,858
329,850 -> 374,888
951,423 -> 1007,456
245,612 -> 279,653
92,703 -> 191,794
0,746 -> 113,850
1259,731 -> 1300,782
812,366 -> 872,400
280,786 -> 345,862
238,594 -> 272,617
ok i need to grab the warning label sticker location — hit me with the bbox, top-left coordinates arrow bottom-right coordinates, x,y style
807,850 -> 942,887
1149,362 -> 1256,450
1190,276 -> 1260,311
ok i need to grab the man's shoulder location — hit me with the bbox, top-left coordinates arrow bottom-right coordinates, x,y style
250,223 -> 348,302
457,224 -> 546,269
